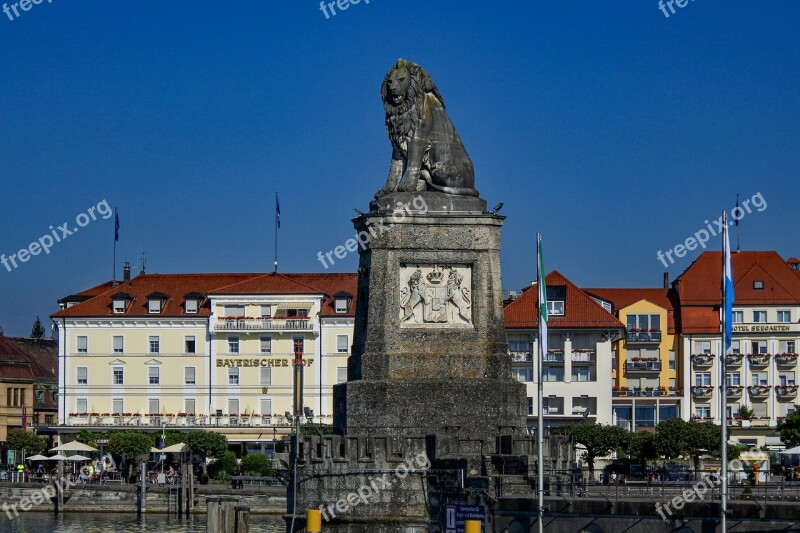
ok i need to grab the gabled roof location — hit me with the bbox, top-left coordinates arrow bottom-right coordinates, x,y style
584,288 -> 677,333
0,336 -> 57,382
674,251 -> 800,305
52,273 -> 358,319
504,270 -> 624,330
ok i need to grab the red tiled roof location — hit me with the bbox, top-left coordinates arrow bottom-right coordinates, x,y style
52,273 -> 358,319
679,307 -> 721,334
674,251 -> 800,305
584,288 -> 677,333
0,337 -> 57,381
504,271 -> 624,329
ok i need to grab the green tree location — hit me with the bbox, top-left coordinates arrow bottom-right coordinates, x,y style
686,421 -> 721,470
567,423 -> 630,472
185,430 -> 229,476
778,410 -> 800,448
30,316 -> 46,339
107,431 -> 154,480
7,429 -> 46,456
240,453 -> 274,477
208,451 -> 238,481
627,431 -> 658,467
655,418 -> 689,459
737,405 -> 755,421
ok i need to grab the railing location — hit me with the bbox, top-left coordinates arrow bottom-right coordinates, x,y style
510,351 -> 533,363
775,354 -> 799,367
626,331 -> 662,343
543,352 -> 565,363
626,360 -> 662,372
691,386 -> 713,397
726,354 -> 744,366
692,354 -> 715,366
747,354 -> 771,366
612,388 -> 679,397
726,386 -> 744,398
776,385 -> 798,397
215,318 -> 312,331
748,385 -> 772,397
64,414 -> 299,427
571,352 -> 596,363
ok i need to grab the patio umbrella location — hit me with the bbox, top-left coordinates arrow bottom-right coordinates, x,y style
781,446 -> 800,455
46,454 -> 69,461
64,454 -> 92,462
161,443 -> 187,453
50,441 -> 98,453
26,454 -> 49,461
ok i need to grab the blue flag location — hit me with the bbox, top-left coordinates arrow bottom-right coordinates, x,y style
723,214 -> 734,351
114,209 -> 119,242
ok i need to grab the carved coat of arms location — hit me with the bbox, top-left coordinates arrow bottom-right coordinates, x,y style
399,265 -> 472,327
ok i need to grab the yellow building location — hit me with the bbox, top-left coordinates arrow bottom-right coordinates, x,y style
51,268 -> 356,453
586,288 -> 684,429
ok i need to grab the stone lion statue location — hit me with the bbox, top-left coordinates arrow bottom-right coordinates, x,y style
374,59 -> 478,199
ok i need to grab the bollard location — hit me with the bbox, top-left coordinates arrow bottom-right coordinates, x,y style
464,520 -> 481,533
234,505 -> 250,533
206,496 -> 240,533
306,509 -> 322,532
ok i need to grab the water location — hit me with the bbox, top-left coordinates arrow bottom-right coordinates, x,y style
1,513 -> 285,533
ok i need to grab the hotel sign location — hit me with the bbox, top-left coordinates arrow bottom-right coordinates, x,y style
732,324 -> 799,333
216,358 -> 314,368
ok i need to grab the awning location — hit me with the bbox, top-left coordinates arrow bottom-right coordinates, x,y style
220,433 -> 286,442
274,302 -> 313,312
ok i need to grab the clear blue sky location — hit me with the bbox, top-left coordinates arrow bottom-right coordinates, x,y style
1,1 -> 798,336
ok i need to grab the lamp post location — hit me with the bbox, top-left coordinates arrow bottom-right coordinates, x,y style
289,338 -> 304,532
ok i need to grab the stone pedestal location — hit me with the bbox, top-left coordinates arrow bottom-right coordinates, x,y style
334,192 -> 527,444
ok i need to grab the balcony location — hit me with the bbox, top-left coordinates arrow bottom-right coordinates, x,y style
65,413 -> 300,428
626,359 -> 662,372
725,354 -> 744,367
510,351 -> 533,363
726,386 -> 744,398
215,317 -> 313,331
775,353 -> 799,367
571,351 -> 596,363
626,330 -> 662,343
691,386 -> 713,398
747,354 -> 771,366
776,385 -> 799,398
692,354 -> 715,367
748,385 -> 772,398
543,351 -> 564,363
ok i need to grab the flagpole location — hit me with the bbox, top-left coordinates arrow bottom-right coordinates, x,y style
721,211 -> 729,533
536,233 -> 544,533
113,208 -> 118,282
274,193 -> 279,273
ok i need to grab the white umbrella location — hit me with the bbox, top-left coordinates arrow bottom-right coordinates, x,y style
26,454 -> 49,461
64,454 -> 92,462
50,441 -> 98,453
46,454 -> 69,461
161,443 -> 187,453
780,445 -> 800,455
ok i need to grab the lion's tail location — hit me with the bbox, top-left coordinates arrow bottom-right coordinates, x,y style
420,173 -> 479,197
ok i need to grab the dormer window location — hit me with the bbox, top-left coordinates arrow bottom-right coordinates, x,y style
753,281 -> 764,290
184,292 -> 203,315
333,292 -> 353,314
546,286 -> 566,316
111,292 -> 132,314
147,292 -> 168,314
547,301 -> 565,316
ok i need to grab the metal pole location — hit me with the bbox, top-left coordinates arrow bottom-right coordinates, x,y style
721,211 -> 729,533
537,233 -> 544,533
290,339 -> 304,532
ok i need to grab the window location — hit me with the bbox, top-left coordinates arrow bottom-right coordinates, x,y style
751,371 -> 768,386
751,340 -> 767,354
112,399 -> 123,415
695,372 -> 711,386
696,341 -> 712,354
547,300 -> 565,316
726,372 -> 741,386
148,399 -> 159,415
148,366 -> 160,385
260,336 -> 272,354
228,367 -> 239,386
669,350 -> 676,370
228,399 -> 239,416
184,367 -> 196,385
184,399 -> 195,415
627,314 -> 661,332
753,311 -> 767,323
148,298 -> 162,314
337,367 -> 348,384
334,298 -> 348,314
732,311 -> 744,324
543,367 -> 564,382
113,336 -> 124,353
779,372 -> 796,386
76,398 -> 88,414
112,298 -> 128,313
287,308 -> 309,318
76,336 -> 88,353
694,405 -> 711,418
507,335 -> 533,353
185,336 -> 196,354
76,367 -> 88,385
753,281 -> 764,290
260,399 -> 272,419
751,403 -> 767,418
228,336 -> 239,354
527,397 -> 534,416
260,305 -> 272,318
542,397 -> 564,415
185,299 -> 198,314
778,310 -> 791,323
571,367 -> 592,382
512,367 -> 533,382
45,415 -> 54,424
225,305 -> 245,317
148,336 -> 160,354
336,335 -> 349,353
260,367 -> 272,386
780,340 -> 796,353
730,340 -> 741,354
112,367 -> 124,385
572,397 -> 597,415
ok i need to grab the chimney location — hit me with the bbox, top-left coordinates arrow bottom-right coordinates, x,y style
123,262 -> 131,282
663,272 -> 669,289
